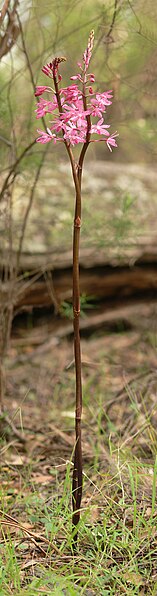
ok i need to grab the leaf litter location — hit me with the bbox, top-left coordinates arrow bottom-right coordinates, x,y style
1,302 -> 157,592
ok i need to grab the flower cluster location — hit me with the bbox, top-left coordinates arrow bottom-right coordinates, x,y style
35,32 -> 118,152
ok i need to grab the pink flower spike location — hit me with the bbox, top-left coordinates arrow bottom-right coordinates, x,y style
83,30 -> 94,70
106,132 -> 119,152
36,38 -> 118,150
42,57 -> 66,79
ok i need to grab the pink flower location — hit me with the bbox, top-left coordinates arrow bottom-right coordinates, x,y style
91,92 -> 113,116
41,63 -> 53,78
106,132 -> 119,152
63,123 -> 86,145
35,95 -> 64,118
49,118 -> 65,133
89,74 -> 95,83
34,86 -> 51,96
36,129 -> 57,144
61,85 -> 80,102
70,74 -> 83,82
91,119 -> 110,136
62,102 -> 90,126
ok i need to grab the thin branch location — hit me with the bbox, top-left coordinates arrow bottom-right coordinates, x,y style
92,0 -> 120,61
7,49 -> 17,161
0,0 -> 10,25
16,146 -> 48,270
0,8 -> 50,205
106,0 -> 119,41
16,10 -> 36,93
0,0 -> 20,60
127,0 -> 142,34
0,140 -> 36,202
0,134 -> 13,147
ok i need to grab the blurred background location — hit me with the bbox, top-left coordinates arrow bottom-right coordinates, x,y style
1,7 -> 157,586
0,0 -> 157,167
0,0 -> 157,347
0,0 -> 157,256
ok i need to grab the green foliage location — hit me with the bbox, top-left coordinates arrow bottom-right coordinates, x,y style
60,294 -> 95,320
111,192 -> 136,242
1,452 -> 157,594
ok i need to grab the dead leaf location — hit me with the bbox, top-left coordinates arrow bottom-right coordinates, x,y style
32,474 -> 52,484
123,571 -> 143,586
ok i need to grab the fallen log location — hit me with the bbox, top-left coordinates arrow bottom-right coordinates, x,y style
10,301 -> 157,360
1,242 -> 157,271
1,245 -> 157,314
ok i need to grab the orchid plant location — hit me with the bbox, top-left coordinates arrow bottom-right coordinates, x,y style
35,30 -> 118,549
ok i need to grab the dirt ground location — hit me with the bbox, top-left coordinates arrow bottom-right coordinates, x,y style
1,300 -> 157,494
0,298 -> 157,595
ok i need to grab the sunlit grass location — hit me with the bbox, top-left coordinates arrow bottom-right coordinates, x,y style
1,324 -> 157,594
1,429 -> 157,594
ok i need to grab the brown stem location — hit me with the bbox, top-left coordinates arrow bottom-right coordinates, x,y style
70,117 -> 91,528
71,183 -> 82,548
71,82 -> 92,547
63,149 -> 83,549
53,70 -> 83,547
78,82 -> 91,187
53,66 -> 94,547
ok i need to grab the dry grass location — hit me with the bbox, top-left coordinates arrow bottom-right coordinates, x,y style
0,303 -> 157,593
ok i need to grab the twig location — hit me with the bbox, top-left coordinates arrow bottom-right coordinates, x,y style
0,134 -> 13,147
16,10 -> 36,93
16,148 -> 48,271
0,0 -> 10,24
0,0 -> 20,60
0,411 -> 26,443
106,369 -> 155,413
0,140 -> 36,202
0,509 -> 60,554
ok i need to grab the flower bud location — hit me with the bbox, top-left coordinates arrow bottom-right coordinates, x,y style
89,74 -> 95,83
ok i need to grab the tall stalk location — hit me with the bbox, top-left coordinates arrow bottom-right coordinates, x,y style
51,64 -> 84,546
35,29 -> 118,550
71,116 -> 91,550
72,181 -> 82,544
